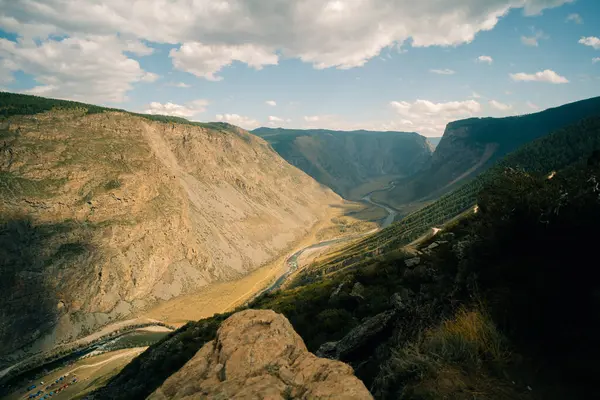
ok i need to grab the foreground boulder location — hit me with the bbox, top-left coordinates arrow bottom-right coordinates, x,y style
148,309 -> 372,399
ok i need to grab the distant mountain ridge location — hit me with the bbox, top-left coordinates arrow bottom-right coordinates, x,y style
376,95 -> 600,207
252,127 -> 433,199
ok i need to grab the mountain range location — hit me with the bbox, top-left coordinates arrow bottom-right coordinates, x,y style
2,92 -> 600,400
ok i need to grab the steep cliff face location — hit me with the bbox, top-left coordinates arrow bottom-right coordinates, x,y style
0,109 -> 340,360
252,128 -> 432,199
149,309 -> 372,400
377,95 -> 600,207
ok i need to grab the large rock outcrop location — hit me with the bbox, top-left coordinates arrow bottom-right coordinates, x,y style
0,105 -> 340,362
149,309 -> 372,400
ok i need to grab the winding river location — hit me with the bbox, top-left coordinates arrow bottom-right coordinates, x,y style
261,183 -> 398,294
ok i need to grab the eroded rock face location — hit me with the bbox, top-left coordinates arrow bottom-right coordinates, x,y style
148,309 -> 372,400
0,111 -> 340,360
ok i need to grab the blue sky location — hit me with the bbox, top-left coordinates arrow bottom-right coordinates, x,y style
0,0 -> 599,136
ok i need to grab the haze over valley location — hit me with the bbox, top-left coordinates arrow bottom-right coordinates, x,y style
1,1 -> 600,399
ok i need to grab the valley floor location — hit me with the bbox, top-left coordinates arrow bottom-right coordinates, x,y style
1,196 -> 390,393
5,348 -> 146,400
140,196 -> 390,325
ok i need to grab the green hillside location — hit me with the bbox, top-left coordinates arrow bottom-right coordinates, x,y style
303,113 -> 600,280
253,127 -> 432,199
379,95 -> 600,207
0,92 -> 228,130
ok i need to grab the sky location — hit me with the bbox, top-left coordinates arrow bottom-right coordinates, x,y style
0,0 -> 599,137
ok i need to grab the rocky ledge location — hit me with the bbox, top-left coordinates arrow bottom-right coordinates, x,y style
148,309 -> 372,399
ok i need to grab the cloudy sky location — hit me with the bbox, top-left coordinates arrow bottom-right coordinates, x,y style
0,0 -> 599,136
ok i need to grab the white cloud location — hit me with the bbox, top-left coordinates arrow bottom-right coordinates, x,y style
123,40 -> 155,56
390,99 -> 481,135
477,55 -> 493,64
489,99 -> 512,111
145,99 -> 208,117
510,69 -> 568,83
593,58 -> 600,64
141,72 -> 159,82
215,113 -> 260,130
265,100 -> 277,106
304,116 -> 322,122
169,82 -> 191,88
170,42 -> 278,81
0,35 -> 155,103
391,99 -> 481,116
267,115 -> 291,126
526,101 -> 540,110
520,29 -> 547,46
0,0 -> 573,75
566,13 -> 583,24
471,92 -> 482,99
579,37 -> 600,50
429,68 -> 455,75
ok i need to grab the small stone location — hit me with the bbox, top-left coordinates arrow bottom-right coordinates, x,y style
330,282 -> 345,300
390,292 -> 407,310
439,232 -> 455,241
404,257 -> 420,267
350,282 -> 365,299
426,242 -> 439,250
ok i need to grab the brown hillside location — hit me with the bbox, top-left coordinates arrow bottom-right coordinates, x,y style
0,110 -> 340,360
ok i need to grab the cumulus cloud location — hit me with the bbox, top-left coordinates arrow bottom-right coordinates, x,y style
430,68 -> 455,75
304,116 -> 322,122
593,58 -> 600,64
521,29 -> 547,46
267,115 -> 291,126
215,113 -> 260,130
471,92 -> 482,99
526,101 -> 540,110
566,13 -> 583,24
145,99 -> 208,117
168,82 -> 191,88
170,42 -> 278,81
390,99 -> 481,135
510,69 -> 568,83
0,35 -> 155,103
0,0 -> 573,77
477,55 -> 493,64
489,99 -> 512,111
141,72 -> 159,82
265,100 -> 277,106
579,36 -> 600,50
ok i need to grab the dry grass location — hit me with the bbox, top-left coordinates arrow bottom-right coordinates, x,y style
374,306 -> 524,400
424,306 -> 510,369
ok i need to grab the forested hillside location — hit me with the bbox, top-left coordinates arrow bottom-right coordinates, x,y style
253,127 -> 432,199
378,95 -> 600,207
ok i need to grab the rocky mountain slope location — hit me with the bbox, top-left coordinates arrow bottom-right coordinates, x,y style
378,95 -> 600,207
149,309 -> 372,399
252,128 -> 432,199
91,111 -> 600,399
0,94 -> 341,363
